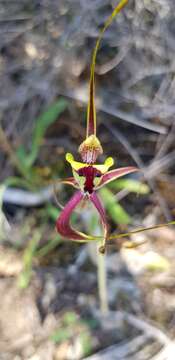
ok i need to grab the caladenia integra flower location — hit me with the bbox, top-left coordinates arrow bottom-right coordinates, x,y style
56,144 -> 139,253
56,0 -> 175,252
56,0 -> 139,253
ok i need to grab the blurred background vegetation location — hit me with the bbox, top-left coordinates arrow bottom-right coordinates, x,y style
0,1 -> 175,359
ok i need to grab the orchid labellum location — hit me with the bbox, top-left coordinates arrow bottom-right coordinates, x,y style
56,0 -> 175,252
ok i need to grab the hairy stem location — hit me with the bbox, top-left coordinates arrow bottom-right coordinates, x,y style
97,242 -> 109,315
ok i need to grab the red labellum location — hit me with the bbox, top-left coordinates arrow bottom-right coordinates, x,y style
78,166 -> 101,194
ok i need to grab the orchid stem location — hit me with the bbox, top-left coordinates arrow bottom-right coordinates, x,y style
97,242 -> 109,315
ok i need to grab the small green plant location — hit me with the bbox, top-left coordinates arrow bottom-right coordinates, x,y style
1,98 -> 67,190
16,98 -> 67,170
18,230 -> 41,289
50,311 -> 94,357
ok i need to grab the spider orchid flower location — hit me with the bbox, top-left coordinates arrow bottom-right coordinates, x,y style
56,0 -> 139,253
56,0 -> 175,251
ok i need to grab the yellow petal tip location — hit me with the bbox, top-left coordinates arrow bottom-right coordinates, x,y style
66,153 -> 74,164
95,157 -> 114,174
105,157 -> 114,168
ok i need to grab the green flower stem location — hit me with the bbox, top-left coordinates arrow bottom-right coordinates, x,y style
97,242 -> 109,315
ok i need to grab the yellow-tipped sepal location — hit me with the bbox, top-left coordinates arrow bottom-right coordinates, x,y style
66,152 -> 114,174
95,157 -> 114,173
66,153 -> 85,171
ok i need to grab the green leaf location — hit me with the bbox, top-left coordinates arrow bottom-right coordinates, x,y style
46,204 -> 60,221
18,231 -> 41,289
16,146 -> 28,169
36,235 -> 62,259
99,188 -> 131,225
16,98 -> 68,168
4,176 -> 35,190
63,311 -> 77,326
80,331 -> 92,357
32,98 -> 67,146
50,328 -> 72,344
109,179 -> 149,194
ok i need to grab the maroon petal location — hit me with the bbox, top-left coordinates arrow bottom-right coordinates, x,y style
96,167 -> 139,189
56,190 -> 92,241
90,192 -> 109,253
